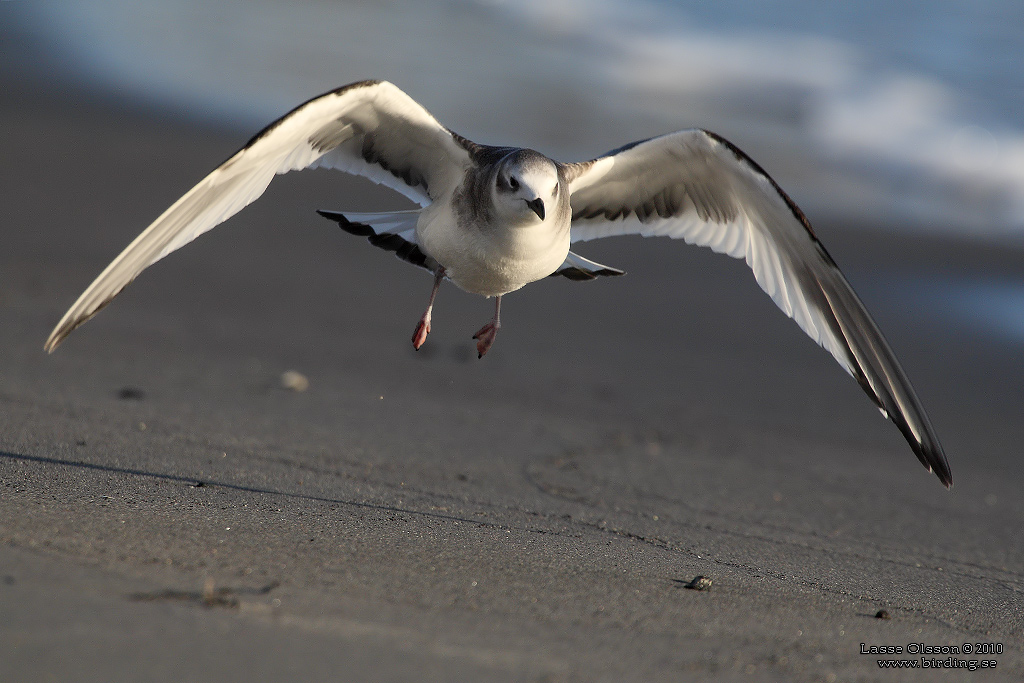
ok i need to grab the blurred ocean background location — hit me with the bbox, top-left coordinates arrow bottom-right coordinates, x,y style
5,0 -> 1024,341
7,0 -> 1024,237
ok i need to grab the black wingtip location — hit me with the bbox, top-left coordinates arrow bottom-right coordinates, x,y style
909,436 -> 953,489
890,416 -> 952,489
931,452 -> 954,490
933,450 -> 953,489
928,458 -> 953,489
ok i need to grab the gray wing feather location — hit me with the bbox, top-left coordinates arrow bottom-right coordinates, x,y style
565,130 -> 951,487
45,80 -> 471,352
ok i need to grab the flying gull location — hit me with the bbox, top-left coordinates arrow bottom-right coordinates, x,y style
44,79 -> 952,488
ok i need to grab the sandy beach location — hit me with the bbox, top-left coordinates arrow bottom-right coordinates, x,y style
3,37 -> 1024,682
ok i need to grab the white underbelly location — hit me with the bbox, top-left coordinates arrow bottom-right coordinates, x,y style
417,211 -> 570,297
446,243 -> 569,296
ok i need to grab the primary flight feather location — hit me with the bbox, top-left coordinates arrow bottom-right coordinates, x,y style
45,79 -> 952,488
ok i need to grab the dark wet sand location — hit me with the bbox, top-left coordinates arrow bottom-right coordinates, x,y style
3,57 -> 1024,682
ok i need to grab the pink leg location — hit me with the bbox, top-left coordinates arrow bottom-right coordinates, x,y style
412,268 -> 445,350
472,295 -> 502,359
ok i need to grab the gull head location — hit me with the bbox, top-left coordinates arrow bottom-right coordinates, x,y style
491,149 -> 560,225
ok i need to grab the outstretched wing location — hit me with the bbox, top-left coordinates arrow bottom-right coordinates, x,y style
45,80 -> 472,351
564,129 -> 951,487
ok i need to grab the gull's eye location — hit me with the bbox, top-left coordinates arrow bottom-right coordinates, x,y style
509,176 -> 520,191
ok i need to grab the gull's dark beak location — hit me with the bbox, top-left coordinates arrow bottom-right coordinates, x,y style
525,197 -> 545,220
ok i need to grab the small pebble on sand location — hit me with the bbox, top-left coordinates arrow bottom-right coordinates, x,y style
281,370 -> 309,392
685,576 -> 713,591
